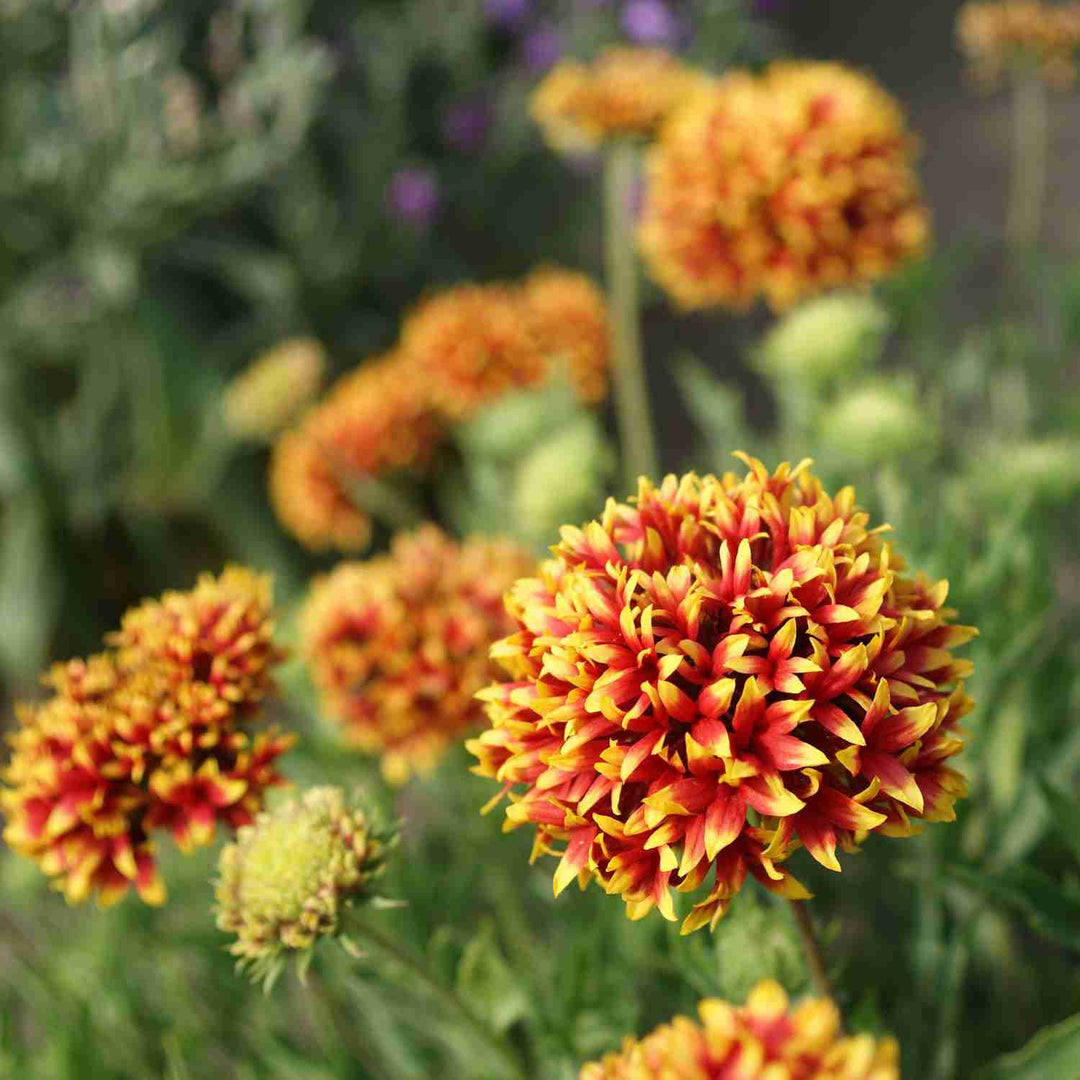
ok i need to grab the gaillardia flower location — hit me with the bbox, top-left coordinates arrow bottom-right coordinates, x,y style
399,284 -> 548,421
2,569 -> 293,906
531,47 -> 708,154
580,979 -> 898,1080
301,526 -> 534,785
640,61 -> 929,312
957,1 -> 1080,88
522,268 -> 613,405
223,337 -> 325,441
268,355 -> 441,551
215,785 -> 394,989
469,458 -> 976,933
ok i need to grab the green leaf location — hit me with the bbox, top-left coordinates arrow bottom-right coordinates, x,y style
671,354 -> 750,463
977,1012 -> 1080,1079
456,920 -> 530,1035
946,864 -> 1080,952
1038,780 -> 1080,865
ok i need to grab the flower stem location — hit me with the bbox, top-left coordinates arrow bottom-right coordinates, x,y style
346,919 -> 525,1080
1006,69 -> 1047,251
789,899 -> 834,1001
603,138 -> 659,493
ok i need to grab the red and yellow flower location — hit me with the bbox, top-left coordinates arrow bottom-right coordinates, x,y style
640,61 -> 929,312
301,525 -> 534,785
2,569 -> 293,906
522,268 -> 613,405
268,355 -> 441,551
469,458 -> 976,933
580,979 -> 898,1080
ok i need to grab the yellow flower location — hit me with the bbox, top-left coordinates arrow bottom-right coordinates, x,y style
301,525 -> 534,785
531,47 -> 709,153
958,1 -> 1080,88
580,979 -> 899,1080
1,569 -> 293,907
469,458 -> 976,933
223,337 -> 325,441
215,785 -> 394,989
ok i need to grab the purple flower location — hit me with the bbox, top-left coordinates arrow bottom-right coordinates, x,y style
388,168 -> 441,230
484,0 -> 531,29
621,0 -> 678,45
441,99 -> 492,154
521,25 -> 563,72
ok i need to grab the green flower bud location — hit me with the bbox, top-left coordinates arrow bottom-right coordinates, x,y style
215,786 -> 394,989
756,292 -> 890,386
817,378 -> 932,466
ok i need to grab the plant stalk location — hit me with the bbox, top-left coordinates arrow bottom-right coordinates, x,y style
603,139 -> 659,493
1006,69 -> 1048,251
347,920 -> 525,1080
789,899 -> 834,1002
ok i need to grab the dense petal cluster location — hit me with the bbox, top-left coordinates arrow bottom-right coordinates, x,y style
301,526 -> 534,784
215,785 -> 394,987
223,337 -> 325,441
640,62 -> 929,312
269,273 -> 611,550
957,1 -> 1080,87
580,979 -> 898,1080
2,568 -> 293,906
469,458 -> 976,934
521,268 -> 613,405
531,47 -> 708,153
268,355 -> 442,551
399,284 -> 549,420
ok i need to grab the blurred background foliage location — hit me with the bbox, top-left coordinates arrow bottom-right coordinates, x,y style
1,1 -> 1078,1078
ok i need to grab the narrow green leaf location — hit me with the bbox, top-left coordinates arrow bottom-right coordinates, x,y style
977,1012 -> 1080,1080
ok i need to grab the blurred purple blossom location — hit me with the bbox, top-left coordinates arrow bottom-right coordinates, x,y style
441,98 -> 493,153
388,168 -> 441,230
521,25 -> 563,72
484,0 -> 531,29
621,0 -> 679,45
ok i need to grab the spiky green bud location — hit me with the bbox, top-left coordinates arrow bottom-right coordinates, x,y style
215,786 -> 395,990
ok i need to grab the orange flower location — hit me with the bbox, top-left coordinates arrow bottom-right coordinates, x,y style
580,979 -> 898,1080
469,458 -> 976,933
522,268 -> 612,404
268,355 -> 441,551
531,47 -> 709,153
957,1 -> 1080,88
1,569 -> 293,906
399,284 -> 548,420
640,62 -> 929,312
301,525 -> 533,785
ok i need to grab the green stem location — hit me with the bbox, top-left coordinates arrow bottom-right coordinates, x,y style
789,899 -> 834,1002
1006,69 -> 1047,252
603,139 -> 659,494
333,465 -> 427,533
346,920 -> 525,1080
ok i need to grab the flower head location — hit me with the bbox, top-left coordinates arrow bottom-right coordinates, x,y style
400,284 -> 548,420
388,167 -> 441,230
522,268 -> 612,404
223,337 -> 325,441
469,458 -> 976,933
580,979 -> 898,1079
957,1 -> 1080,88
2,569 -> 293,906
215,786 -> 394,989
531,47 -> 708,154
268,355 -> 442,551
640,62 -> 929,312
302,526 -> 534,785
